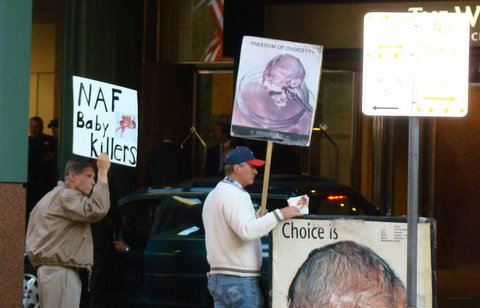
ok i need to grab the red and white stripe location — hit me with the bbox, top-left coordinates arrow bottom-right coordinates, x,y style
203,0 -> 224,62
209,0 -> 224,35
203,34 -> 223,62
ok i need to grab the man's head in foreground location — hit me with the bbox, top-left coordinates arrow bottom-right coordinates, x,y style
64,157 -> 97,196
223,146 -> 265,187
288,240 -> 406,308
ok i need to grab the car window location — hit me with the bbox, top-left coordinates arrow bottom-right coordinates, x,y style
120,198 -> 163,249
152,196 -> 205,238
150,194 -> 289,240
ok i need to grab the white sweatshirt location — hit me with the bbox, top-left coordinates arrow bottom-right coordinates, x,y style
202,180 -> 284,276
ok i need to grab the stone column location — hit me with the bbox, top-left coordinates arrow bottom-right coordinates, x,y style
0,1 -> 31,306
0,185 -> 26,306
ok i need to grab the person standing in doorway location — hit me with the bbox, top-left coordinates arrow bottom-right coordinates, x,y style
27,116 -> 57,221
204,122 -> 237,177
48,118 -> 59,141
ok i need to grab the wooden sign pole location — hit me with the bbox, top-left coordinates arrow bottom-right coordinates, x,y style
260,140 -> 273,216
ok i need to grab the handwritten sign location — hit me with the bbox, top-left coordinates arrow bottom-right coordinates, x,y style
72,76 -> 138,167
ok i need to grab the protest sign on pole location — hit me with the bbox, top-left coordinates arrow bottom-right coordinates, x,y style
231,36 -> 323,215
72,76 -> 138,167
231,36 -> 323,147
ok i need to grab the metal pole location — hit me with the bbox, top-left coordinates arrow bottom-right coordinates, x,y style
407,117 -> 419,307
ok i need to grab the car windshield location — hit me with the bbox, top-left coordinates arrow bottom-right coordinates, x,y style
151,196 -> 205,238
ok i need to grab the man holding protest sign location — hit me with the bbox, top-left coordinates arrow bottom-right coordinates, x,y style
202,146 -> 302,307
26,153 -> 111,308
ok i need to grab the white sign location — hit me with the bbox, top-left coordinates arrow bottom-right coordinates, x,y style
72,76 -> 138,167
231,36 -> 323,146
271,218 -> 433,307
362,12 -> 470,117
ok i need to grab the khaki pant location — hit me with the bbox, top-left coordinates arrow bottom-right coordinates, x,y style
38,265 -> 82,308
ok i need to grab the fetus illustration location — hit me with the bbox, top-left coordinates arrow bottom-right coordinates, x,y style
116,114 -> 136,139
233,53 -> 313,135
262,54 -> 306,109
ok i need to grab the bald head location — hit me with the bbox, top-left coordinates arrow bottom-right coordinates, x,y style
288,241 -> 406,308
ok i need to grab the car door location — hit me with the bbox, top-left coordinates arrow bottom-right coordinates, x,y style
143,195 -> 211,306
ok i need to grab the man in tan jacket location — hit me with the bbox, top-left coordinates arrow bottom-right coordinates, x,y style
26,153 -> 111,308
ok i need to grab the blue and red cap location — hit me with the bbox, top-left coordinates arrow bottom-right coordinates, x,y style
224,146 -> 265,167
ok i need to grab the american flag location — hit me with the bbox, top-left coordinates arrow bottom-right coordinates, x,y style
202,0 -> 224,62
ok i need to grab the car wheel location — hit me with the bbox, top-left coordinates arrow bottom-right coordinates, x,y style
23,273 -> 40,308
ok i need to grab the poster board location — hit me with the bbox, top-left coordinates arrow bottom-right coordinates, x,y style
272,217 -> 434,307
231,36 -> 323,146
72,76 -> 138,167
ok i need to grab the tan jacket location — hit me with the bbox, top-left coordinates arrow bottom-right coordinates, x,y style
26,181 -> 110,273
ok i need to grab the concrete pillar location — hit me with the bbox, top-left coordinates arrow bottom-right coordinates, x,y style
0,185 -> 27,306
0,0 -> 32,306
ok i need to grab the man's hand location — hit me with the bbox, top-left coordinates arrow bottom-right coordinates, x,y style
97,153 -> 110,184
280,206 -> 303,219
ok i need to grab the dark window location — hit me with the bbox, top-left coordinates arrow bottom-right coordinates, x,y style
121,199 -> 162,250
152,196 -> 205,238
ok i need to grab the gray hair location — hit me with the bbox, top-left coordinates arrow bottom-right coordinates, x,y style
288,240 -> 406,307
64,156 -> 95,181
223,162 -> 246,175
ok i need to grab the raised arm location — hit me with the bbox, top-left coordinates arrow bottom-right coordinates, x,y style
96,153 -> 110,184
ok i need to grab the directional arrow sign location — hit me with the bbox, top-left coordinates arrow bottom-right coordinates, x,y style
373,106 -> 400,110
362,12 -> 470,117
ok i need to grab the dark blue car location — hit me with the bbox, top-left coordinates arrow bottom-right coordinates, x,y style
101,176 -> 383,307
